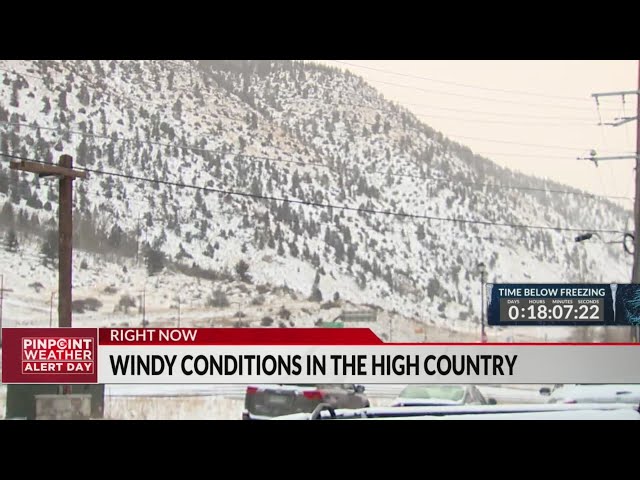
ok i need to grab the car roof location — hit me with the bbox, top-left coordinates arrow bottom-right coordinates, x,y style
552,384 -> 640,395
350,409 -> 640,420
272,402 -> 639,420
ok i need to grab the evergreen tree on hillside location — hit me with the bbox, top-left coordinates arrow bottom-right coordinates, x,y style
77,84 -> 91,106
235,259 -> 251,283
309,269 -> 323,302
58,90 -> 67,111
0,201 -> 14,225
41,229 -> 58,267
145,247 -> 165,276
10,82 -> 19,107
4,229 -> 18,252
0,169 -> 8,195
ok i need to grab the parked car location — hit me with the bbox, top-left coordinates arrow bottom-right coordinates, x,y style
540,384 -> 640,404
242,384 -> 370,420
391,384 -> 496,407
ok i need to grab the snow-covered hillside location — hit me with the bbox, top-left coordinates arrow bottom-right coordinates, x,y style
0,60 -> 633,341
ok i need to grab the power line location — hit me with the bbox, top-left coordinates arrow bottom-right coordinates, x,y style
472,151 -> 580,159
442,133 -> 602,152
339,99 -> 596,126
398,102 -> 597,122
0,153 -> 625,235
307,100 -> 627,154
149,66 -> 599,124
368,170 -> 634,201
0,119 -> 633,202
366,78 -> 619,113
0,60 -> 620,152
2,61 -> 612,134
329,61 -> 600,103
411,112 -> 594,127
1,63 -> 633,200
0,119 -> 323,169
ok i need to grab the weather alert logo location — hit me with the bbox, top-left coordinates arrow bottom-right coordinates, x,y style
22,337 -> 95,374
2,328 -> 99,384
21,336 -> 94,374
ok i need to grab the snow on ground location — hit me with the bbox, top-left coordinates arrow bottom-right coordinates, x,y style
0,234 -> 555,342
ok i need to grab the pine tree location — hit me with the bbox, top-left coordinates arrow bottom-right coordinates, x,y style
4,229 -> 18,252
77,84 -> 91,106
145,247 -> 165,276
0,169 -> 8,194
76,138 -> 88,166
41,229 -> 58,267
10,82 -> 19,107
58,90 -> 68,111
235,259 -> 251,282
0,201 -> 14,225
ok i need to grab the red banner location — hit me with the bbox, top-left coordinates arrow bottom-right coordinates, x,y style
98,327 -> 383,345
2,328 -> 98,384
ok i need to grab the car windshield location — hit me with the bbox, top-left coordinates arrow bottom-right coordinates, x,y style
399,385 -> 465,401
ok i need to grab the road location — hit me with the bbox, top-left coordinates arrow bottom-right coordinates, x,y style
104,383 -> 547,403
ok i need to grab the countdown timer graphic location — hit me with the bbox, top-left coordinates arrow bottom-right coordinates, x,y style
487,284 -> 640,326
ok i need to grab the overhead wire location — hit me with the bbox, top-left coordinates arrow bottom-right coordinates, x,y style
327,61 -> 602,103
366,77 -> 619,113
1,61 -> 635,205
0,119 -> 633,202
0,152 -> 626,236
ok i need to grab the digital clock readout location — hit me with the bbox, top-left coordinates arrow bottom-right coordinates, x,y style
498,298 -> 604,323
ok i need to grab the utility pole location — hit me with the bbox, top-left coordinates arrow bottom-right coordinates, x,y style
0,274 -> 14,347
634,61 -> 640,342
634,61 -> 640,286
10,155 -> 87,328
135,212 -> 142,266
49,291 -> 57,328
140,284 -> 147,327
477,262 -> 488,343
579,61 -> 640,341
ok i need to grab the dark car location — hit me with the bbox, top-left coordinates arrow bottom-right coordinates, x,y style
242,384 -> 370,420
391,384 -> 496,407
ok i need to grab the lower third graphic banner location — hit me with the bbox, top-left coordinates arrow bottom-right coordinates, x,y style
2,327 -> 640,384
487,283 -> 640,326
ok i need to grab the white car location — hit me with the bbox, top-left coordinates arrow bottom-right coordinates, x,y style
391,384 -> 496,407
540,384 -> 640,404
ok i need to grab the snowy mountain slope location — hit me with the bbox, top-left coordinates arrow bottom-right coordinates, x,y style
0,60 -> 633,336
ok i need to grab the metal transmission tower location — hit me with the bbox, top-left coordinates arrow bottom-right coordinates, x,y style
577,61 -> 640,341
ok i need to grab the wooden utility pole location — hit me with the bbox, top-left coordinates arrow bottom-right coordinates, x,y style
10,155 -> 87,328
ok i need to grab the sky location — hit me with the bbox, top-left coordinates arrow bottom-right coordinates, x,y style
317,60 -> 638,208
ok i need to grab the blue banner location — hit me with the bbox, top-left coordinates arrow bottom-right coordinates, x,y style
484,283 -> 640,326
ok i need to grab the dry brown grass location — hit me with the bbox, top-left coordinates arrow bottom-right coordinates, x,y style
105,396 -> 245,420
